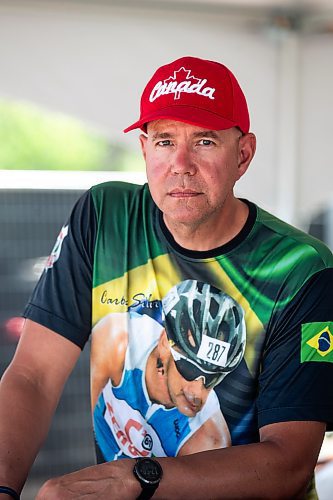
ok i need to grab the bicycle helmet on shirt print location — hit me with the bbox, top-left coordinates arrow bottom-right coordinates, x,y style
162,280 -> 246,389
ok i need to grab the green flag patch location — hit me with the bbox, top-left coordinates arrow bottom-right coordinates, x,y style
301,322 -> 333,363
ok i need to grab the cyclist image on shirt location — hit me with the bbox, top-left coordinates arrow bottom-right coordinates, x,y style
91,280 -> 246,461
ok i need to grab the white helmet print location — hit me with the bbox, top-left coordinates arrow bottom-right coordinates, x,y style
162,280 -> 246,388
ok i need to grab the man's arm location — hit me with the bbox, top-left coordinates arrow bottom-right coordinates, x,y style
0,319 -> 81,496
158,420 -> 325,499
91,312 -> 128,408
36,419 -> 325,499
179,409 -> 231,455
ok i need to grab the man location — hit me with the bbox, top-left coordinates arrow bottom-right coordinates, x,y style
91,280 -> 245,460
0,55 -> 332,499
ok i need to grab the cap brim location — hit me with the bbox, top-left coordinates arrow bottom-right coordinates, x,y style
123,105 -> 240,133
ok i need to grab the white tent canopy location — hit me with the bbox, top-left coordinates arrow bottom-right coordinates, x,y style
0,0 -> 333,226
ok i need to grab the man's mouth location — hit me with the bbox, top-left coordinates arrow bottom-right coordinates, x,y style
168,189 -> 202,198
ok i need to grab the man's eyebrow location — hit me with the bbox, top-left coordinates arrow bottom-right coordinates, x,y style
151,130 -> 220,140
192,130 -> 220,139
151,132 -> 174,140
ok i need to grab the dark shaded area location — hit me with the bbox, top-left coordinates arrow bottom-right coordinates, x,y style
0,189 -> 95,481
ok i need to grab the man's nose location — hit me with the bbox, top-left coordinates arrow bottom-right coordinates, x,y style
170,146 -> 197,176
183,378 -> 205,401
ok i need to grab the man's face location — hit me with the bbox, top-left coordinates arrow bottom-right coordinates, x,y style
160,352 -> 211,418
140,120 -> 252,232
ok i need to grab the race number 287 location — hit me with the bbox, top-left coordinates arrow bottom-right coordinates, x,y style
197,335 -> 231,367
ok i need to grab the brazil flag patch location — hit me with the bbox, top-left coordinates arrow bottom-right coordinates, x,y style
301,322 -> 333,363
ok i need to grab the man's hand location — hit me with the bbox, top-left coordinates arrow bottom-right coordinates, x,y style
36,459 -> 141,500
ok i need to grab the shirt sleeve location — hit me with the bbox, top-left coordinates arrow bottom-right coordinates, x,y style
257,267 -> 333,430
23,189 -> 97,349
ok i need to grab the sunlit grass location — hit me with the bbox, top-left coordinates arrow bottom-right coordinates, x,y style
0,99 -> 143,171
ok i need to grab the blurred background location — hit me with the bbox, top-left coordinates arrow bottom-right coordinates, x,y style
0,0 -> 333,498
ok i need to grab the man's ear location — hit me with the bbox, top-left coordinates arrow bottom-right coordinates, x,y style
237,132 -> 256,180
139,134 -> 148,161
158,329 -> 171,359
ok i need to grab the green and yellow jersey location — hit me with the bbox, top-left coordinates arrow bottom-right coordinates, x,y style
24,181 -> 333,496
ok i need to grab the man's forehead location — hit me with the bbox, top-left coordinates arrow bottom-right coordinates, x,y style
147,119 -> 226,138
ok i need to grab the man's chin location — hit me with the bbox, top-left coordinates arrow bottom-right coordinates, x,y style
163,208 -> 209,228
177,403 -> 202,418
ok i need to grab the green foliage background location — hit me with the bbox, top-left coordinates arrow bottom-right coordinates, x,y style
0,99 -> 143,171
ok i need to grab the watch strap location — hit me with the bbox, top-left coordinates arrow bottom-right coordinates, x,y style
136,484 -> 158,500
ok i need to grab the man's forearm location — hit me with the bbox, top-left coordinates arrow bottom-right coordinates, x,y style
156,443 -> 305,499
36,421 -> 324,499
155,421 -> 324,499
0,364 -> 58,492
35,443 -> 311,500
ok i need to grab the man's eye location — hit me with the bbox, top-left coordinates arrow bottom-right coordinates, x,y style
157,140 -> 172,147
198,139 -> 215,146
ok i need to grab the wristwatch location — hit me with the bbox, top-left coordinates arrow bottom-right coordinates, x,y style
133,457 -> 163,499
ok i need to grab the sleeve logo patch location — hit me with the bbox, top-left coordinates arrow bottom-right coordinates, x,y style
45,225 -> 68,269
301,322 -> 333,363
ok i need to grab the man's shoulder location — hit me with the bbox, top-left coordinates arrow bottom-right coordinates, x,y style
89,180 -> 152,214
255,205 -> 333,269
91,180 -> 148,198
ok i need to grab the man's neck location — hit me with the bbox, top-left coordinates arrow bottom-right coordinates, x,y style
163,198 -> 249,252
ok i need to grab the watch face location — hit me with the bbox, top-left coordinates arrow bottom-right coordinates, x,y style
135,457 -> 163,486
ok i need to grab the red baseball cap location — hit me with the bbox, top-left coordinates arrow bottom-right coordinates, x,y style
124,56 -> 250,134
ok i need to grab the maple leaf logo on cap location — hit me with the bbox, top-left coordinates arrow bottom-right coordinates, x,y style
163,67 -> 201,100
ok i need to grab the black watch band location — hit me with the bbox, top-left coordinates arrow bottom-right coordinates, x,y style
136,484 -> 158,500
133,457 -> 163,500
